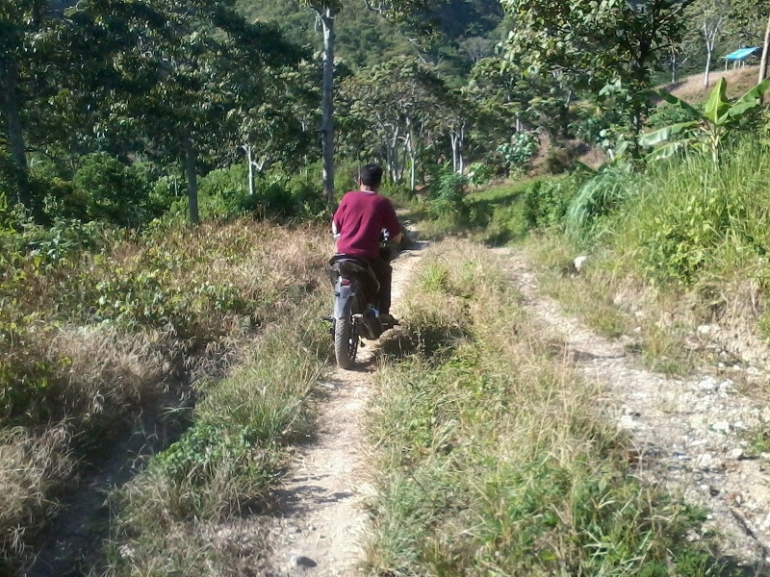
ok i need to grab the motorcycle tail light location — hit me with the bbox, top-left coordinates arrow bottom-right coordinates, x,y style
340,278 -> 351,286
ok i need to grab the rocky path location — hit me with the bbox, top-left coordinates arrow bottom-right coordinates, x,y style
495,248 -> 770,573
262,243 -> 424,577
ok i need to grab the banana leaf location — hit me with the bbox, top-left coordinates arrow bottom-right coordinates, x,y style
652,89 -> 701,119
639,120 -> 698,147
646,140 -> 690,161
704,78 -> 729,125
734,76 -> 770,106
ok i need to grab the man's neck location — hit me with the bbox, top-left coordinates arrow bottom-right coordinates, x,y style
360,185 -> 377,194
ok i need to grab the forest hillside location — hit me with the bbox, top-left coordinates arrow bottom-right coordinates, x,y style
3,0 -> 770,575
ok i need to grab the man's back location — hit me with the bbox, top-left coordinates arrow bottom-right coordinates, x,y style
333,191 -> 400,259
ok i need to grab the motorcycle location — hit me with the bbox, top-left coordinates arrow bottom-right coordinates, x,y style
325,233 -> 397,369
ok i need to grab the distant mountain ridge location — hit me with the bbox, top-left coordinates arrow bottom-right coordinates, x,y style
236,0 -> 504,75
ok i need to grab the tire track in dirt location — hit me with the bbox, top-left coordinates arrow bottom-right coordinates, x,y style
495,248 -> 770,574
262,242 -> 425,577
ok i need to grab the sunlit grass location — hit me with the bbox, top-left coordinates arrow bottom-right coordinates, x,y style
0,218 -> 331,572
365,239 -> 727,576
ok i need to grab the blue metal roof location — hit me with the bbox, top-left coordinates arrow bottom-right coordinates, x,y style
724,47 -> 761,61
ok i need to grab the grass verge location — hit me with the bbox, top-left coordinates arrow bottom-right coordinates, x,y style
0,218 -> 331,572
100,301 -> 331,575
366,239 -> 728,576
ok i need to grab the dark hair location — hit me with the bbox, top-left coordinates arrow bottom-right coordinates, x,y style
359,164 -> 383,188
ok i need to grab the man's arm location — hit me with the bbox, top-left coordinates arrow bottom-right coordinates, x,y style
332,196 -> 346,238
382,199 -> 403,244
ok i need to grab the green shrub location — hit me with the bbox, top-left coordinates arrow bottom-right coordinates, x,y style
73,153 -> 149,227
497,132 -> 539,176
259,172 -> 326,219
634,180 -> 736,285
169,165 -> 326,223
614,138 -> 768,285
646,102 -> 697,131
543,146 -> 573,174
483,203 -> 528,245
565,165 -> 636,236
426,167 -> 469,223
523,175 -> 584,229
0,327 -> 58,422
467,162 -> 499,186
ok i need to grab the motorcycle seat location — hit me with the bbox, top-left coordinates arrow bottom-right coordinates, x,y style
329,254 -> 379,289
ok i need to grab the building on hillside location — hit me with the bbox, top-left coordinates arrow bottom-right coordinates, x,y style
724,47 -> 761,70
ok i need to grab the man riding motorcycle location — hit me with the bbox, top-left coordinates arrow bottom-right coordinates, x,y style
332,163 -> 403,324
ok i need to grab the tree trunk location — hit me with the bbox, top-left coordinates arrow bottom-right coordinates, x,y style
185,140 -> 199,225
671,51 -> 677,83
458,123 -> 465,175
761,10 -> 770,85
704,49 -> 712,88
450,134 -> 458,173
450,124 -> 465,174
244,144 -> 254,196
388,125 -> 400,182
320,9 -> 335,207
0,55 -> 29,206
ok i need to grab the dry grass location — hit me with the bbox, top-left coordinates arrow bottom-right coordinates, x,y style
0,219 -> 332,572
48,327 -> 171,422
0,426 -> 75,564
525,232 -> 770,378
659,65 -> 760,104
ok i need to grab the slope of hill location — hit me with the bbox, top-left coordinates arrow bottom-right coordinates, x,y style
659,65 -> 761,104
236,0 -> 504,74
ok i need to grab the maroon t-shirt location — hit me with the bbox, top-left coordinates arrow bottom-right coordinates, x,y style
333,191 -> 401,259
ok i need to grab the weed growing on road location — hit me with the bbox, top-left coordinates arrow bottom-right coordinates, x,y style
367,239 -> 729,576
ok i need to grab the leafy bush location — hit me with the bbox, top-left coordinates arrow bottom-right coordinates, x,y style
565,165 -> 636,236
467,162 -> 499,186
251,172 -> 326,220
168,165 -> 326,223
614,139 -> 767,285
524,175 -> 584,229
0,327 -> 58,422
497,132 -> 539,175
379,179 -> 412,203
73,153 -> 150,227
483,203 -> 528,245
646,102 -> 696,131
635,184 -> 735,285
426,167 -> 469,223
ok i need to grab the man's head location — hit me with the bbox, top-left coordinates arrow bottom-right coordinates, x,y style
359,164 -> 383,190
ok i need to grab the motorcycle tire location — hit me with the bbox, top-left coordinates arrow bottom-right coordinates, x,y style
334,313 -> 358,369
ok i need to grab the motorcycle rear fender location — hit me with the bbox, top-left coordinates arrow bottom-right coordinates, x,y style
334,280 -> 354,320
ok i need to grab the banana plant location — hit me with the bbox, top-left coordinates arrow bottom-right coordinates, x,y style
640,77 -> 770,165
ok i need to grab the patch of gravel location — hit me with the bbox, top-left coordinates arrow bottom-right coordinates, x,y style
495,248 -> 770,573
256,243 -> 425,577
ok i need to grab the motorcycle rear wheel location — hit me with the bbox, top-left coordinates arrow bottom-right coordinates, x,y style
334,314 -> 358,369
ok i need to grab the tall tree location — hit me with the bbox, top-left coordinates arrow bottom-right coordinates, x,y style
0,0 -> 49,206
298,0 -> 450,205
63,0 -> 301,224
339,57 -> 447,187
300,0 -> 340,207
688,0 -> 726,88
502,0 -> 697,149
